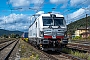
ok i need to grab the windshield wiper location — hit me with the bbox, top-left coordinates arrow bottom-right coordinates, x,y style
58,26 -> 61,28
48,25 -> 52,28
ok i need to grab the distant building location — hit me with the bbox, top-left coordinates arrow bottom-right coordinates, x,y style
75,27 -> 90,37
80,32 -> 90,38
8,36 -> 11,38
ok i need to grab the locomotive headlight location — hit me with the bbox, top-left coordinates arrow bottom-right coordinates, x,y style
64,31 -> 67,37
40,31 -> 44,37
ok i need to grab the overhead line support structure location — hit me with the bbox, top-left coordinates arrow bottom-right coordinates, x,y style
86,14 -> 88,40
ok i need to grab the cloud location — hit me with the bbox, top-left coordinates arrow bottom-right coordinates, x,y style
52,11 -> 61,14
9,0 -> 44,12
66,8 -> 86,24
50,0 -> 59,4
31,0 -> 44,4
36,11 -> 44,14
69,8 -> 85,19
0,13 -> 31,32
9,0 -> 30,7
9,0 -> 44,8
31,0 -> 44,12
50,0 -> 68,8
50,0 -> 66,4
70,0 -> 90,7
87,5 -> 90,12
6,23 -> 29,31
0,13 -> 27,24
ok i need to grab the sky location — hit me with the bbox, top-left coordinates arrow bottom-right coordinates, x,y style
0,0 -> 90,32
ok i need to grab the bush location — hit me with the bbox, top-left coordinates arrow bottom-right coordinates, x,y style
73,36 -> 81,40
62,48 -> 89,59
88,55 -> 90,60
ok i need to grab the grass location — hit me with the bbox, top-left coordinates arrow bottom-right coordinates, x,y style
62,48 -> 90,60
19,39 -> 40,60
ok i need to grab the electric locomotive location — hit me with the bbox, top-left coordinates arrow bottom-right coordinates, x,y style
28,12 -> 68,51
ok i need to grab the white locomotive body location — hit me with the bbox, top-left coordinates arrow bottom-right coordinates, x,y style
28,13 -> 68,51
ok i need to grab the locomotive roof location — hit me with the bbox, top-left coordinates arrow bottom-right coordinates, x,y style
29,13 -> 64,28
39,13 -> 64,17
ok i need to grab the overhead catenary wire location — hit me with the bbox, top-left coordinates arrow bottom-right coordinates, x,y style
63,0 -> 89,24
74,0 -> 88,8
35,0 -> 45,13
6,0 -> 20,30
67,12 -> 86,24
5,0 -> 90,26
55,0 -> 89,15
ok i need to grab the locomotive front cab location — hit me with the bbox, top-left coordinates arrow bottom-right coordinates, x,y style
39,14 -> 68,51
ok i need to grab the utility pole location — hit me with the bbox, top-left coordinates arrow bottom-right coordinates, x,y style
67,15 -> 68,38
86,14 -> 88,40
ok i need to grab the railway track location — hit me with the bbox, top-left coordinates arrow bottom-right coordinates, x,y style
21,40 -> 71,60
0,40 -> 18,60
0,40 -> 12,44
21,40 -> 89,60
25,42 -> 73,60
38,48 -> 87,60
45,50 -> 86,60
67,43 -> 90,53
28,43 -> 58,60
45,51 -> 71,60
0,40 -> 15,51
31,43 -> 90,60
51,53 -> 83,60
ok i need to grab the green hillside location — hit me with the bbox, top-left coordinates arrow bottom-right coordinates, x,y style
67,16 -> 90,35
0,29 -> 23,36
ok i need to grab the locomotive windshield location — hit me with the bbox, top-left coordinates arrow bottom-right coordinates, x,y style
43,17 -> 64,26
43,17 -> 53,26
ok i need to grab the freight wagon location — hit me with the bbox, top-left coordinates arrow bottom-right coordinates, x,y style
22,32 -> 28,42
